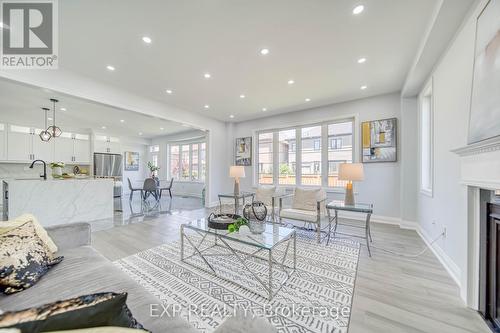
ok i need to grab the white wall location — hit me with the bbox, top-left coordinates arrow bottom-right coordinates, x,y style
121,141 -> 149,194
416,0 -> 483,298
231,93 -> 402,220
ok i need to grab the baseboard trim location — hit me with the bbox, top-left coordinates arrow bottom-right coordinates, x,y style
417,226 -> 462,289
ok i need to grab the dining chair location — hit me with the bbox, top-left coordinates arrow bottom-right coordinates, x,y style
127,178 -> 143,201
159,177 -> 174,199
143,178 -> 159,201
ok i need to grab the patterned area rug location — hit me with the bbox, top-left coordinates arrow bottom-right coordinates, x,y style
114,229 -> 360,333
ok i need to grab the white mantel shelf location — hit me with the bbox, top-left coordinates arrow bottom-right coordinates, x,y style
451,136 -> 500,190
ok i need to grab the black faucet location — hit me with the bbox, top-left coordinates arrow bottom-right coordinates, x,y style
29,160 -> 47,180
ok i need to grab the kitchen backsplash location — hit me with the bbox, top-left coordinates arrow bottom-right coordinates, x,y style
0,163 -> 89,183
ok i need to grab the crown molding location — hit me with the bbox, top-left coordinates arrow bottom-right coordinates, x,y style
451,136 -> 500,156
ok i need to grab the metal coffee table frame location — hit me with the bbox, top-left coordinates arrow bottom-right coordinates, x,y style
180,223 -> 296,301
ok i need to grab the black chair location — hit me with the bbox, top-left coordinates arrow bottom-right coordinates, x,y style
159,178 -> 174,199
143,178 -> 159,201
127,178 -> 143,201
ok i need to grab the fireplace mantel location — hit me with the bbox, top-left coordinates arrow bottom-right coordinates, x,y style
452,136 -> 500,190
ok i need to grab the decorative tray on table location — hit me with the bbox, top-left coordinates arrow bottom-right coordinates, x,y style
207,213 -> 241,230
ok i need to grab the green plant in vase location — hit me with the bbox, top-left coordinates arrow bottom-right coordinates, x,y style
147,161 -> 160,178
49,162 -> 65,178
228,217 -> 248,233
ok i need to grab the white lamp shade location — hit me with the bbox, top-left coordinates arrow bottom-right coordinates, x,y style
338,163 -> 364,181
229,165 -> 246,178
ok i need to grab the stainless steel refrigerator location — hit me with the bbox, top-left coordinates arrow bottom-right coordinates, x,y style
94,153 -> 123,178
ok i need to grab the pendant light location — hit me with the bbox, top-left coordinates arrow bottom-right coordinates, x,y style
39,107 -> 52,142
47,98 -> 62,138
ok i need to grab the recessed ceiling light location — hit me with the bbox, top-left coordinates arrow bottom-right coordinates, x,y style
120,119 -> 125,123
60,107 -> 66,111
138,132 -> 143,136
181,124 -> 190,127
101,126 -> 107,129
142,36 -> 152,44
160,127 -> 164,130
165,89 -> 173,94
360,85 -> 368,90
260,48 -> 269,55
204,104 -> 210,109
305,98 -> 311,102
239,94 -> 245,99
287,80 -> 295,85
357,57 -> 367,64
262,108 -> 267,112
204,73 -> 211,79
229,114 -> 235,119
106,65 -> 115,71
353,5 -> 364,15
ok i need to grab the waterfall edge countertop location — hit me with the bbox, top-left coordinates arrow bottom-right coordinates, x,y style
2,178 -> 114,226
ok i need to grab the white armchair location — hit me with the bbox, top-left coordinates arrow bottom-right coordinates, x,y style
278,187 -> 327,243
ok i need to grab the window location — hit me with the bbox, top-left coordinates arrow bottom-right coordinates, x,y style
328,122 -> 353,187
301,126 -> 321,185
170,146 -> 180,180
279,129 -> 296,185
256,119 -> 354,188
180,145 -> 190,180
149,145 -> 160,153
168,142 -> 206,182
191,144 -> 199,180
258,132 -> 273,184
420,82 -> 433,196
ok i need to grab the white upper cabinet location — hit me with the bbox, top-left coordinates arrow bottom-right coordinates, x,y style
0,124 -> 6,161
53,133 -> 74,163
94,135 -> 121,154
7,125 -> 33,161
73,134 -> 90,164
33,129 -> 55,161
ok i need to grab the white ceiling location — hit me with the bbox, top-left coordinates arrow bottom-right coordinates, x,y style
58,0 -> 439,122
0,79 -> 193,139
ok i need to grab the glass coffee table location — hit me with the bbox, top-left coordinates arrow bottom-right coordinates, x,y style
180,219 -> 296,300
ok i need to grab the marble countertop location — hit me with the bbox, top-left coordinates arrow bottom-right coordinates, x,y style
4,178 -> 114,183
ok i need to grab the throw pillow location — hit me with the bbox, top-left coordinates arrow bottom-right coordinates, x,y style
0,292 -> 148,333
0,214 -> 58,253
292,187 -> 320,211
0,221 -> 63,294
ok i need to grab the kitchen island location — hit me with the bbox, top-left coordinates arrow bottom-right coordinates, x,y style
3,178 -> 114,226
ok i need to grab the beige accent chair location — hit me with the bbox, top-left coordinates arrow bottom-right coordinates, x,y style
255,186 -> 278,221
278,187 -> 327,243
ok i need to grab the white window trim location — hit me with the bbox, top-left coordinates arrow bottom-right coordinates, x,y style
253,115 -> 357,190
419,78 -> 434,197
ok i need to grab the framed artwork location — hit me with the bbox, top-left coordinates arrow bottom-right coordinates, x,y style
124,151 -> 140,171
468,0 -> 500,144
235,137 -> 252,166
362,118 -> 397,163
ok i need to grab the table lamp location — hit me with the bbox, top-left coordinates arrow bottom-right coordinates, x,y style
338,163 -> 364,206
230,166 -> 245,195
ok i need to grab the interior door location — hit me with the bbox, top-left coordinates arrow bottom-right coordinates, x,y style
7,125 -> 33,161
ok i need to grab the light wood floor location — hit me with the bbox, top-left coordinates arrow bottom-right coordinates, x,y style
93,197 -> 490,333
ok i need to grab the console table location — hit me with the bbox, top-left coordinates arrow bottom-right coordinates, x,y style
326,200 -> 374,256
218,192 -> 255,214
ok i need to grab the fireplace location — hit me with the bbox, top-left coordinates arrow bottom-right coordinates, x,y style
479,199 -> 500,330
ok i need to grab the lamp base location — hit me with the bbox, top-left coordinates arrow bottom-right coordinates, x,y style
234,179 -> 240,195
344,183 -> 355,206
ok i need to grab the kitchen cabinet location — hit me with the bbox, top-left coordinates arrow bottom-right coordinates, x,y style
73,134 -> 90,164
0,124 -> 6,161
54,133 -> 90,164
33,129 -> 54,161
7,125 -> 33,161
94,135 -> 121,154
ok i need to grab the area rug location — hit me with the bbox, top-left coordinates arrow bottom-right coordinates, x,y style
114,229 -> 360,333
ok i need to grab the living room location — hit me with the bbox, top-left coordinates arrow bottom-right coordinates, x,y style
0,0 -> 499,332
